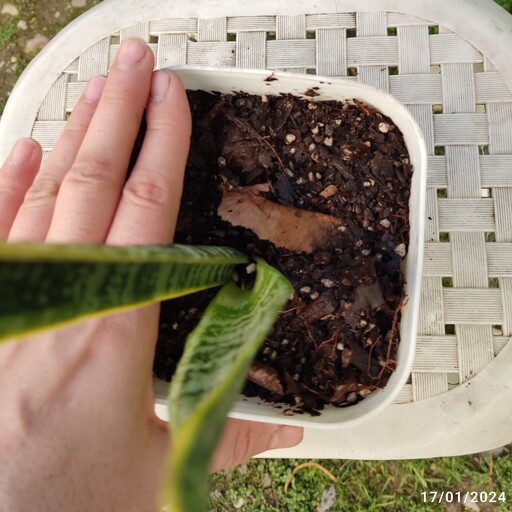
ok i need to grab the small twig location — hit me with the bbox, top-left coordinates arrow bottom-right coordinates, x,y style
227,114 -> 285,170
281,306 -> 300,315
389,295 -> 408,340
299,382 -> 320,396
317,331 -> 339,350
353,98 -> 370,116
368,295 -> 408,381
304,321 -> 318,346
284,461 -> 337,493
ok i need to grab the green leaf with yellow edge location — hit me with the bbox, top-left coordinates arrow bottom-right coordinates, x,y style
162,257 -> 293,512
0,242 -> 248,343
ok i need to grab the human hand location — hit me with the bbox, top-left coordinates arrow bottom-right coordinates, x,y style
0,39 -> 302,512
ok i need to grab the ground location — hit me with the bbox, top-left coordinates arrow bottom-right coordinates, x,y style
0,0 -> 101,113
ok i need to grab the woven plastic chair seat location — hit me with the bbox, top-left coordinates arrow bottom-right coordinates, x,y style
1,0 -> 511,457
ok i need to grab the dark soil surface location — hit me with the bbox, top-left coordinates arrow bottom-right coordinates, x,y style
153,88 -> 412,414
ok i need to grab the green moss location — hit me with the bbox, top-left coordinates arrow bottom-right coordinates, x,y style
0,19 -> 19,48
495,0 -> 512,11
209,455 -> 511,511
495,455 -> 512,503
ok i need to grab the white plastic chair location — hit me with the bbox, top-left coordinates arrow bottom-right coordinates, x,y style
1,0 -> 511,458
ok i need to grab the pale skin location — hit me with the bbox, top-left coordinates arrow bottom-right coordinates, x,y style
0,39 -> 303,511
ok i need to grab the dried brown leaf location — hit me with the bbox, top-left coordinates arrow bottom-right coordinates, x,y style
247,361 -> 285,395
218,187 -> 342,253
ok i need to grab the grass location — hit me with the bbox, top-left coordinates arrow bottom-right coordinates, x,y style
0,17 -> 18,49
495,0 -> 512,10
1,1 -> 512,511
209,455 -> 512,511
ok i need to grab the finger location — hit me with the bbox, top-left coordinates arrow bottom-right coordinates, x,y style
101,71 -> 191,392
46,39 -> 155,244
210,419 -> 304,472
0,138 -> 41,240
8,76 -> 106,242
107,70 -> 191,245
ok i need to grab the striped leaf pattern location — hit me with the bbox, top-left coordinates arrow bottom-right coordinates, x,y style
163,258 -> 293,512
0,242 -> 248,342
0,242 -> 292,512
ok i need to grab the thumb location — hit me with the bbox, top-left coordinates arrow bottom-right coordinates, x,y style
210,419 -> 303,472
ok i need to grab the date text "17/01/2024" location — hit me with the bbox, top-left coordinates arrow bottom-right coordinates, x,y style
421,491 -> 507,505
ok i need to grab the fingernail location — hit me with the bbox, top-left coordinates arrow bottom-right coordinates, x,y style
150,70 -> 171,101
11,138 -> 36,166
269,426 -> 304,451
116,39 -> 147,69
83,75 -> 106,103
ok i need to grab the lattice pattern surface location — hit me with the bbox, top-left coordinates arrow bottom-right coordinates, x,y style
31,11 -> 512,404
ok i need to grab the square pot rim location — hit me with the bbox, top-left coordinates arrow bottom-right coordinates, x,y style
154,66 -> 427,429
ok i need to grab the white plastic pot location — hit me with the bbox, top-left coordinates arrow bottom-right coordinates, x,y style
154,67 -> 427,429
